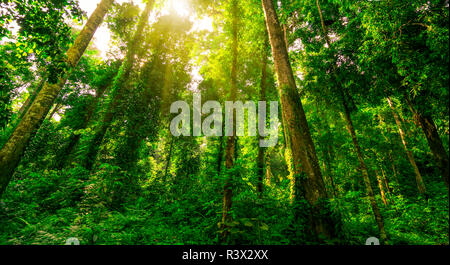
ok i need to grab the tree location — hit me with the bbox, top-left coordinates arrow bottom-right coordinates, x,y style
0,0 -> 115,198
261,0 -> 337,241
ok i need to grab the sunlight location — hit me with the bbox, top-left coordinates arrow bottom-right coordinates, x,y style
160,0 -> 213,32
163,0 -> 191,17
192,16 -> 214,32
75,0 -> 213,59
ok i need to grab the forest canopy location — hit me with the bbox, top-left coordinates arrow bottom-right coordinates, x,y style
0,0 -> 448,245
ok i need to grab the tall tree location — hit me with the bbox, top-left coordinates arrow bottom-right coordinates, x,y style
261,0 -> 337,241
221,0 -> 239,241
0,0 -> 115,198
257,48 -> 269,195
406,97 -> 449,190
387,97 -> 426,194
81,0 -> 154,170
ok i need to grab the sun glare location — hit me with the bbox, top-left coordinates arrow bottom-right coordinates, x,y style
160,0 -> 213,32
76,0 -> 213,59
163,0 -> 191,17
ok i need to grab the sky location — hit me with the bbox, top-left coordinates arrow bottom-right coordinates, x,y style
78,0 -> 213,59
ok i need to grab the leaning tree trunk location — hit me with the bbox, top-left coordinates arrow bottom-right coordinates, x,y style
58,79 -> 112,169
17,75 -> 47,121
221,0 -> 239,241
81,1 -> 154,170
375,169 -> 388,206
381,167 -> 391,194
0,0 -> 114,198
341,96 -> 388,244
163,136 -> 174,181
387,97 -> 426,195
405,97 -> 449,190
262,0 -> 337,241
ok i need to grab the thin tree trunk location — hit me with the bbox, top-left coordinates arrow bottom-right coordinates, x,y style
58,80 -> 112,168
221,0 -> 239,241
389,152 -> 400,185
315,105 -> 337,198
387,97 -> 426,194
341,97 -> 388,244
5,75 -> 47,147
217,137 -> 224,174
164,136 -> 174,180
0,0 -> 114,198
257,46 -> 269,195
262,0 -> 336,241
18,76 -> 47,120
265,149 -> 273,186
81,1 -> 154,170
405,97 -> 449,190
375,169 -> 388,206
381,167 -> 391,194
48,102 -> 62,121
315,0 -> 387,242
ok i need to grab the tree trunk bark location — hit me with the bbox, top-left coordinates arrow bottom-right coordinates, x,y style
0,0 -> 114,198
262,0 -> 337,241
387,97 -> 426,194
405,97 -> 449,190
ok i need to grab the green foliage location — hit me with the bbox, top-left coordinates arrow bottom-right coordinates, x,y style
0,0 -> 448,246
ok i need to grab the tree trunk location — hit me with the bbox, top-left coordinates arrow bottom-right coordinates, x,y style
381,167 -> 391,194
265,149 -> 273,186
17,75 -> 47,121
48,102 -> 62,121
221,0 -> 238,241
217,137 -> 224,174
405,97 -> 449,190
81,1 -> 154,170
341,97 -> 388,244
58,80 -> 112,169
387,97 -> 426,194
375,169 -> 388,206
164,136 -> 174,180
0,0 -> 114,198
262,0 -> 337,241
315,105 -> 337,198
389,153 -> 400,186
257,47 -> 268,195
